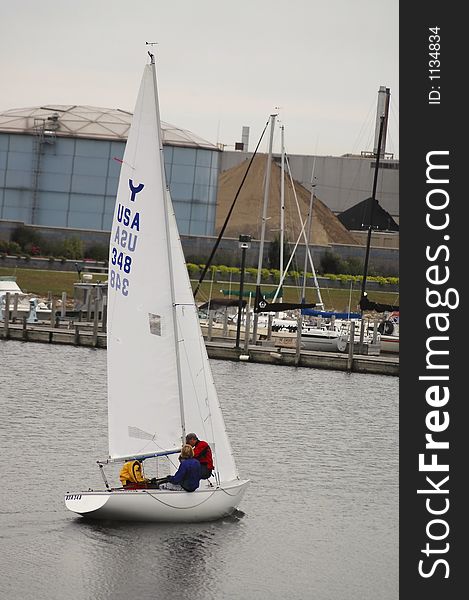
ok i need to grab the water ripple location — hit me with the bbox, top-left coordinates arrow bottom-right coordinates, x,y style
0,341 -> 398,600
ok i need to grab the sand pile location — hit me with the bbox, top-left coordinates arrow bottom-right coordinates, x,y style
216,154 -> 357,246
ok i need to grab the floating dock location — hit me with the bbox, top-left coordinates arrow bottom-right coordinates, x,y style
1,320 -> 398,376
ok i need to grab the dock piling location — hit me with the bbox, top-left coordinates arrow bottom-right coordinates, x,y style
12,293 -> 19,321
50,298 -> 56,327
347,321 -> 355,371
243,308 -> 251,354
92,298 -> 99,347
3,292 -> 10,339
22,316 -> 28,341
295,313 -> 302,366
61,292 -> 67,318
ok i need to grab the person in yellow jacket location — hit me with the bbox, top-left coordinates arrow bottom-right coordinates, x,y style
119,459 -> 150,488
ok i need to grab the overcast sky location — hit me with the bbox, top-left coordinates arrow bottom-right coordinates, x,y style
0,0 -> 398,158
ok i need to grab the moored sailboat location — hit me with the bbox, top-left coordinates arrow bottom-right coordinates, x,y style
65,54 -> 249,522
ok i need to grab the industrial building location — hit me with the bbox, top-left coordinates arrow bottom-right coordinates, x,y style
221,86 -> 399,223
0,101 -> 398,250
220,150 -> 399,224
0,105 -> 221,236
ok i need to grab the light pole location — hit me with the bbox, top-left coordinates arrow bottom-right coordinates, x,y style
235,234 -> 251,349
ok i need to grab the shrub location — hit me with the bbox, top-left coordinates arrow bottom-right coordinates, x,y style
8,241 -> 21,255
344,257 -> 363,275
217,265 -> 231,276
319,250 -> 344,275
267,235 -> 292,270
24,242 -> 41,256
61,237 -> 84,259
215,251 -> 236,267
373,276 -> 388,286
84,244 -> 108,261
270,269 -> 281,283
11,225 -> 42,249
186,263 -> 200,275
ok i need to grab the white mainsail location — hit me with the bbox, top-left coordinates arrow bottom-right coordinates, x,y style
107,60 -> 238,482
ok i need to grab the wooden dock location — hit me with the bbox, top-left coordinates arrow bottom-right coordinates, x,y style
1,318 -> 398,376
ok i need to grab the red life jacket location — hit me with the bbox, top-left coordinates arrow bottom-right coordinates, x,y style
193,440 -> 214,470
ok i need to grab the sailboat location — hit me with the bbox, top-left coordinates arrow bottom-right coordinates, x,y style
65,54 -> 249,522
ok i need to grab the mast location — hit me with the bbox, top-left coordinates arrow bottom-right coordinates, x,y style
360,114 -> 385,304
280,125 -> 285,291
373,86 -> 390,158
300,157 -> 324,308
252,113 -> 277,342
149,52 -> 186,441
300,132 -> 324,310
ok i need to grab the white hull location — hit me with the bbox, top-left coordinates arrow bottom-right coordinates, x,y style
65,479 -> 249,523
0,308 -> 51,321
379,335 -> 399,354
301,332 -> 348,353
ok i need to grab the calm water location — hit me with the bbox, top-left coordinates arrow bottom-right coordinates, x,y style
0,341 -> 398,600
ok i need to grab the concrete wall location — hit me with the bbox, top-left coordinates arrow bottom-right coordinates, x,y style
0,220 -> 398,276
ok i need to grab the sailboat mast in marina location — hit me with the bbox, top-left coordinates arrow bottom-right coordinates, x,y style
65,54 -> 249,522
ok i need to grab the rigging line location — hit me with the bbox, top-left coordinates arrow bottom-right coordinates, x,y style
285,151 -> 323,307
271,153 -> 317,302
271,205 -> 309,302
174,306 -> 218,456
175,309 -> 212,433
144,489 -> 217,509
284,159 -> 304,277
352,97 -> 376,156
193,118 -> 270,299
174,308 -> 234,479
185,313 -> 223,473
218,486 -> 246,497
196,332 -> 219,459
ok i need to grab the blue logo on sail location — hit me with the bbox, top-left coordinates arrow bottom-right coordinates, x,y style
110,181 -> 144,297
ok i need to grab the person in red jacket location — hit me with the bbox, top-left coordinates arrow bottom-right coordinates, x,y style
185,433 -> 213,479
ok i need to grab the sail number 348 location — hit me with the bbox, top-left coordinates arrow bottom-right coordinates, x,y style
111,248 -> 132,273
110,248 -> 131,296
110,269 -> 129,296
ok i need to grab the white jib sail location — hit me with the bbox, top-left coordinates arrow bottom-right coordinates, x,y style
107,60 -> 238,482
167,193 -> 238,482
